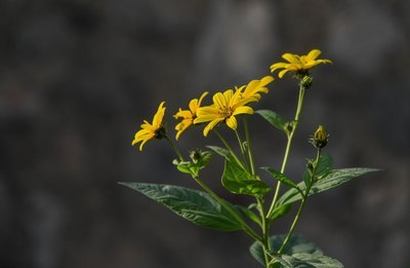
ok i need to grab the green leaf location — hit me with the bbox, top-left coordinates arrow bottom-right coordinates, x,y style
173,150 -> 213,177
262,167 -> 302,194
269,203 -> 292,221
315,153 -> 333,179
236,205 -> 262,226
256,110 -> 288,133
250,235 -> 343,268
283,252 -> 344,268
207,145 -> 231,160
278,168 -> 379,206
119,182 -> 243,231
222,159 -> 271,197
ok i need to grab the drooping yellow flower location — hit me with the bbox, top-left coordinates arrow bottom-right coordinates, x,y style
194,89 -> 254,137
270,49 -> 332,78
132,101 -> 166,151
239,75 -> 274,103
174,92 -> 208,140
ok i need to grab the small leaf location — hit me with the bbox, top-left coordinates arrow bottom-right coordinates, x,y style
262,167 -> 303,195
173,160 -> 193,175
222,160 -> 271,197
278,168 -> 379,206
119,182 -> 243,231
256,110 -> 288,133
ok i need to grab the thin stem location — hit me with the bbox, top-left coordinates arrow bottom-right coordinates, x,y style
214,130 -> 245,169
193,176 -> 262,242
257,198 -> 272,268
267,83 -> 306,218
278,149 -> 321,254
243,119 -> 256,175
234,129 -> 245,156
234,129 -> 250,171
165,136 -> 184,161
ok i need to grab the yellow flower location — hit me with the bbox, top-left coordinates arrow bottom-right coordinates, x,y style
194,89 -> 254,137
270,49 -> 332,78
174,92 -> 208,140
131,101 -> 166,151
239,75 -> 274,103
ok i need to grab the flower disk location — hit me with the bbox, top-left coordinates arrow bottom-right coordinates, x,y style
132,101 -> 166,151
270,49 -> 332,78
174,92 -> 208,140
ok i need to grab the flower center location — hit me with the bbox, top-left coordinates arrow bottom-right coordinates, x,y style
219,107 -> 233,118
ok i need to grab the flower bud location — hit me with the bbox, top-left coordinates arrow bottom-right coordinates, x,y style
300,75 -> 313,89
311,125 -> 328,149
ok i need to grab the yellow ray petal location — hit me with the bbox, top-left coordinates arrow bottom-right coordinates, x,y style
152,101 -> 166,128
233,106 -> 254,116
282,53 -> 300,64
203,118 -> 224,137
306,49 -> 322,61
226,116 -> 237,130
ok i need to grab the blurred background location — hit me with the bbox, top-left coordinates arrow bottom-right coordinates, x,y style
1,0 -> 409,267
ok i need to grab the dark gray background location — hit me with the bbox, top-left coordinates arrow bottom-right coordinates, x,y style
0,0 -> 409,267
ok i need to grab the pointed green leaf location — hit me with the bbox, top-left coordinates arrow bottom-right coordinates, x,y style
119,182 -> 243,231
278,168 -> 380,206
207,145 -> 231,160
222,159 -> 271,197
316,153 -> 333,179
262,167 -> 303,195
256,110 -> 288,133
269,203 -> 292,221
236,205 -> 262,227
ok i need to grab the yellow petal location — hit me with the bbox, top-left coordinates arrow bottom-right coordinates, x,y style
233,106 -> 254,116
152,101 -> 166,128
174,109 -> 192,119
260,75 -> 274,85
188,99 -> 198,114
138,138 -> 151,151
203,118 -> 224,137
213,92 -> 227,109
305,49 -> 322,61
278,69 -> 290,78
197,91 -> 209,106
175,119 -> 192,140
270,62 -> 289,72
195,106 -> 219,123
282,53 -> 300,64
226,116 -> 237,130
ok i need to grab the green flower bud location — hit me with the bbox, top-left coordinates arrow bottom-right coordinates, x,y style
300,75 -> 313,89
311,125 -> 329,149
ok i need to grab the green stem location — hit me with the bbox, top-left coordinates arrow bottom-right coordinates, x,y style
243,119 -> 256,175
257,198 -> 272,268
278,149 -> 321,254
267,83 -> 306,218
193,176 -> 262,242
215,130 -> 245,169
234,129 -> 250,171
165,136 -> 184,161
